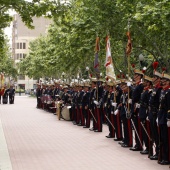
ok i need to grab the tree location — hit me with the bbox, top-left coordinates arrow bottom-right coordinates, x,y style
19,0 -> 170,80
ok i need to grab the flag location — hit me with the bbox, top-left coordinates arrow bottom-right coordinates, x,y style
105,36 -> 116,81
0,73 -> 5,87
94,37 -> 100,78
126,31 -> 132,56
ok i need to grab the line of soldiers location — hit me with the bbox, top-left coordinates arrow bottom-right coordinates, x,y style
36,67 -> 170,166
0,84 -> 15,104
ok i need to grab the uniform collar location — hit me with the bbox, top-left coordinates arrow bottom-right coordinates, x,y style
163,86 -> 170,90
155,83 -> 162,89
144,86 -> 149,91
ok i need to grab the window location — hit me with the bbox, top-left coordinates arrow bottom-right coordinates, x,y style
20,43 -> 22,49
20,53 -> 22,59
23,43 -> 26,49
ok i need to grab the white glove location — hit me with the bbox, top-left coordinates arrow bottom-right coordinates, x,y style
67,106 -> 71,109
127,82 -> 131,87
111,111 -> 114,114
112,102 -> 117,107
94,100 -> 99,105
136,103 -> 140,108
114,109 -> 119,115
146,116 -> 149,121
128,99 -> 132,104
156,118 -> 158,125
167,120 -> 170,127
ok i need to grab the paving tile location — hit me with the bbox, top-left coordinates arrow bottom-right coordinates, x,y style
0,96 -> 169,170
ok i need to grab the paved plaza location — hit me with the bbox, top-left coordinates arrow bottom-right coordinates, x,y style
0,96 -> 169,170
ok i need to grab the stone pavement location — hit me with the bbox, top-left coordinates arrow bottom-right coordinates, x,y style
0,96 -> 169,170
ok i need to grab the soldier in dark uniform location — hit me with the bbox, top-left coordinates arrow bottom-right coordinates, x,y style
76,84 -> 84,126
149,70 -> 162,160
89,79 -> 97,131
82,82 -> 90,128
2,85 -> 9,104
94,80 -> 104,132
8,85 -> 15,104
71,84 -> 78,124
36,84 -> 41,108
157,73 -> 170,165
105,81 -> 115,138
139,75 -> 153,155
119,80 -> 133,148
130,69 -> 144,151
113,83 -> 123,141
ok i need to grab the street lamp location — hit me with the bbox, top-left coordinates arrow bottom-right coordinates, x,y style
139,54 -> 144,68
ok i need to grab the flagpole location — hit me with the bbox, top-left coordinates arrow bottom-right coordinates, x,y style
127,18 -> 131,119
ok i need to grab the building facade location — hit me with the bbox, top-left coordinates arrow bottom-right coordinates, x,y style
12,14 -> 51,91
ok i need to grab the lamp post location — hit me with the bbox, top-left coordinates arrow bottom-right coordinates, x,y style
139,54 -> 144,68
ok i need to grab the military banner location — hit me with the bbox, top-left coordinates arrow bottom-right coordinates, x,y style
105,36 -> 116,81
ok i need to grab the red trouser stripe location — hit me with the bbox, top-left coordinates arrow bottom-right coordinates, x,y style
138,117 -> 143,149
76,108 -> 80,124
80,108 -> 85,126
86,110 -> 91,127
110,114 -> 115,137
127,119 -> 133,146
116,111 -> 122,139
96,108 -> 101,131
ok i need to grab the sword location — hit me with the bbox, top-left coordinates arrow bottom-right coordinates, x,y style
105,114 -> 115,130
140,122 -> 152,142
89,109 -> 97,123
140,121 -> 156,149
131,119 -> 143,149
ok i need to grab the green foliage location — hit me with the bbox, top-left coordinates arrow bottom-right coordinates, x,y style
0,37 -> 17,78
5,0 -> 170,79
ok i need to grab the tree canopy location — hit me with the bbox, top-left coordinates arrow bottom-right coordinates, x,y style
1,0 -> 170,79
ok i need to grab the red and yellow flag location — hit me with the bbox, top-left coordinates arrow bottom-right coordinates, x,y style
126,31 -> 132,56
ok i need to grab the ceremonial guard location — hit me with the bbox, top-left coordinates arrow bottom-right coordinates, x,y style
94,80 -> 104,132
130,69 -> 144,151
76,84 -> 84,126
148,63 -> 162,160
105,81 -> 115,138
71,84 -> 78,124
113,82 -> 123,141
138,75 -> 153,155
119,80 -> 133,147
82,82 -> 90,128
2,85 -> 9,104
89,78 -> 98,131
157,73 -> 170,165
36,83 -> 41,108
8,85 -> 15,104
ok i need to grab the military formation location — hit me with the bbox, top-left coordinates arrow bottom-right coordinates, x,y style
36,63 -> 170,166
0,84 -> 15,104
